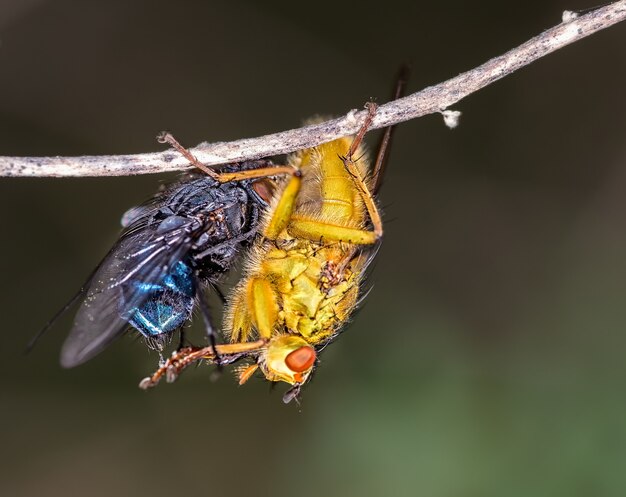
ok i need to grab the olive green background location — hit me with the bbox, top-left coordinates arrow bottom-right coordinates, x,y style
1,1 -> 626,496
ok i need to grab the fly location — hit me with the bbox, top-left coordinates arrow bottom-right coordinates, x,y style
31,134 -> 295,368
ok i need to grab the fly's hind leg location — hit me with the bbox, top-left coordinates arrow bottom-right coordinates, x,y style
339,102 -> 383,239
341,68 -> 409,233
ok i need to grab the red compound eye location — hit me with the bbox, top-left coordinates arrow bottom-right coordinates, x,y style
252,179 -> 275,203
285,346 -> 316,373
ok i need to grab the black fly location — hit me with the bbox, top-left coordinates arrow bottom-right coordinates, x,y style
32,134 -> 294,368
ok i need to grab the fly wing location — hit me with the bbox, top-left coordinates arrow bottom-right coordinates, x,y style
60,220 -> 197,368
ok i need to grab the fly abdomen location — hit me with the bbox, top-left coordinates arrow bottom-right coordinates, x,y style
122,260 -> 196,338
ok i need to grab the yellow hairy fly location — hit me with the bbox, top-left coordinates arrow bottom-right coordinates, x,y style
224,106 -> 381,396
141,72 -> 406,403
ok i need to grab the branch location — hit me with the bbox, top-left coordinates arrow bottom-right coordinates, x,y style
2,1 -> 625,178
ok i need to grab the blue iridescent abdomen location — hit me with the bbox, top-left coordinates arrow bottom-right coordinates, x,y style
124,260 -> 196,337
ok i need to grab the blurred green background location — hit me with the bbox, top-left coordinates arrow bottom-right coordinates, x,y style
1,1 -> 626,496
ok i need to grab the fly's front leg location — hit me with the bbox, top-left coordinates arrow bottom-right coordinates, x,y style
157,132 -> 297,183
138,339 -> 268,389
263,171 -> 302,239
215,166 -> 298,183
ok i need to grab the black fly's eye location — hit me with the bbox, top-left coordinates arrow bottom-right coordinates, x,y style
252,179 -> 275,203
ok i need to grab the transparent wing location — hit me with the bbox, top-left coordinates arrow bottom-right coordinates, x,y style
60,220 -> 198,368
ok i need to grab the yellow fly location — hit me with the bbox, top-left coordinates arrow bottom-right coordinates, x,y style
141,72 -> 407,402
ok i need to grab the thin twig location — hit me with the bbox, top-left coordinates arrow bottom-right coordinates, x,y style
2,1 -> 625,178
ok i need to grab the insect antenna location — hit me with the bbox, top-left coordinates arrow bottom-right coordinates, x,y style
371,65 -> 411,194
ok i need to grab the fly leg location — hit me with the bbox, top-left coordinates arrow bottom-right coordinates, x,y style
138,339 -> 268,389
230,277 -> 279,342
339,102 -> 383,239
197,286 -> 222,368
338,68 -> 409,229
252,151 -> 378,245
157,132 -> 298,182
288,78 -> 408,246
192,220 -> 260,260
177,329 -> 187,350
